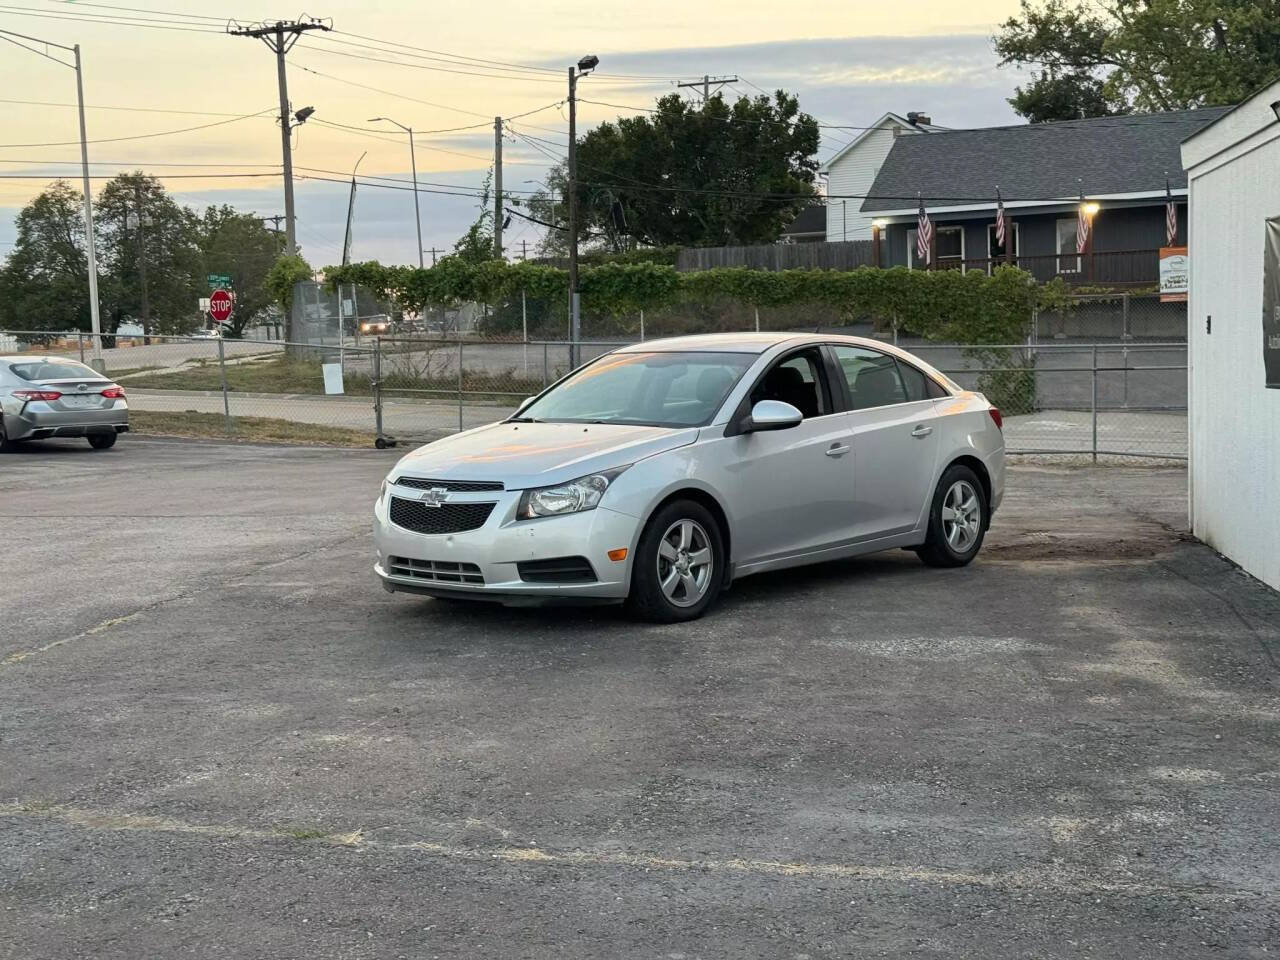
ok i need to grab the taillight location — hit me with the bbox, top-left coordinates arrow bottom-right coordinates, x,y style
13,389 -> 61,402
101,387 -> 126,399
988,406 -> 1003,430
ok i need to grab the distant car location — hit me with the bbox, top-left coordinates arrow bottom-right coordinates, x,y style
190,327 -> 223,339
374,332 -> 1005,621
360,317 -> 391,335
0,356 -> 129,451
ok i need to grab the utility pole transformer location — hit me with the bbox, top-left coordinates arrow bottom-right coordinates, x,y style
677,74 -> 739,101
494,116 -> 503,260
228,17 -> 330,259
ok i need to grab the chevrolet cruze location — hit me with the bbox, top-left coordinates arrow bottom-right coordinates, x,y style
374,333 -> 1005,622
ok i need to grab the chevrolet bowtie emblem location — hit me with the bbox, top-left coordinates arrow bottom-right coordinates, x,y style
419,486 -> 448,507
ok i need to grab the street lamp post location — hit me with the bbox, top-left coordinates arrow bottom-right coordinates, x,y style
0,29 -> 103,366
567,54 -> 599,367
370,117 -> 424,268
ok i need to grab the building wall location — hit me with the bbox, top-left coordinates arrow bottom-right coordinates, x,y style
825,124 -> 904,242
1184,96 -> 1280,591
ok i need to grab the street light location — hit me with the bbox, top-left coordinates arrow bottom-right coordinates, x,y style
567,54 -> 599,365
0,28 -> 103,366
370,116 -> 424,268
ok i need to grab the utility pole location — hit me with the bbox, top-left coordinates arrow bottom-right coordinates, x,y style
425,247 -> 442,266
494,116 -> 503,260
567,56 -> 597,366
520,239 -> 528,262
260,214 -> 286,232
228,17 -> 330,259
677,74 -> 738,101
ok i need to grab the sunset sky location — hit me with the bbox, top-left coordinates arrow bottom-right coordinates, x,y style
0,0 -> 1029,266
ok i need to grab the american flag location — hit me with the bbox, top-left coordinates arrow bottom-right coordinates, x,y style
916,195 -> 933,265
995,186 -> 1006,249
1165,177 -> 1177,246
1076,190 -> 1091,255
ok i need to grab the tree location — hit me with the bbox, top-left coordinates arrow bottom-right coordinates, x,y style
450,169 -> 497,264
526,90 -> 820,251
994,0 -> 1280,122
0,181 -> 90,333
198,206 -> 285,337
95,172 -> 203,336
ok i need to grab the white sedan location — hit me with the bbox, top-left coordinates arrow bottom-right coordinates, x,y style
374,333 -> 1005,622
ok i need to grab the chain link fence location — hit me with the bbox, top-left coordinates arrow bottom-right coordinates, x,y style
2,290 -> 1187,458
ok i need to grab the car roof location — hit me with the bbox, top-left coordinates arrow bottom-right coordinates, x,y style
1,354 -> 82,364
611,331 -> 921,357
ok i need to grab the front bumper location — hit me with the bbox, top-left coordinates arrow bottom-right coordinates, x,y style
373,487 -> 642,604
5,401 -> 129,441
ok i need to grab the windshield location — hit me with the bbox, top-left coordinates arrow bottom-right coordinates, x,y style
519,351 -> 753,428
9,360 -> 105,382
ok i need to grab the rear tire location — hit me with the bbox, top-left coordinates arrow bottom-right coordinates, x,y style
87,432 -> 117,450
0,418 -> 19,452
625,499 -> 724,623
916,464 -> 988,568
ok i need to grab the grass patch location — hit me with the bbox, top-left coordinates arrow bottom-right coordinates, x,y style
285,827 -> 329,840
124,356 -> 363,396
129,410 -> 376,447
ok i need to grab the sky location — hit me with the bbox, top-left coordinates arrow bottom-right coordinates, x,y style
0,0 -> 1030,267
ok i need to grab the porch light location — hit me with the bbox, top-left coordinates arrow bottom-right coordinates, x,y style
1082,202 -> 1100,216
872,218 -> 888,229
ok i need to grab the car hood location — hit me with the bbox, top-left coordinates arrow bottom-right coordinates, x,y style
391,421 -> 698,489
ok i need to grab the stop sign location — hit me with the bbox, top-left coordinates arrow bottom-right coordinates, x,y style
208,289 -> 233,325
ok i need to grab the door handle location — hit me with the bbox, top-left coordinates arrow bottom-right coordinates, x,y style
825,443 -> 851,457
911,424 -> 933,438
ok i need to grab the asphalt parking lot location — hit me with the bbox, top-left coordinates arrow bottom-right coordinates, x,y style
2,438 -> 1278,958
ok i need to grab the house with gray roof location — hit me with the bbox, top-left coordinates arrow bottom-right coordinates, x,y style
860,106 -> 1231,285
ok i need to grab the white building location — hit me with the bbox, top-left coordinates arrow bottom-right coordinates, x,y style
1181,83 -> 1280,591
818,112 -> 942,242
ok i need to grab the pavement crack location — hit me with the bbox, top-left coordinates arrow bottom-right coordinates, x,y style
0,801 -> 1260,902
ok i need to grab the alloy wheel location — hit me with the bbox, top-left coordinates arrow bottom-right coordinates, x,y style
656,518 -> 714,608
941,479 -> 981,554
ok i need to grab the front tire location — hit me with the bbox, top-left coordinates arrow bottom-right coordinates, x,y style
916,465 -> 988,568
87,432 -> 117,450
625,499 -> 724,623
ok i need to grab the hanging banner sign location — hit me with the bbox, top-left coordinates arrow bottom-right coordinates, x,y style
1159,246 -> 1188,302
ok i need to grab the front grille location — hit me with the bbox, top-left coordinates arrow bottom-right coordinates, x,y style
517,556 -> 598,584
394,476 -> 504,492
389,496 -> 495,535
388,556 -> 484,585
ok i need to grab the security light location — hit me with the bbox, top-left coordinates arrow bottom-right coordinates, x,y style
1082,202 -> 1100,216
577,54 -> 599,73
872,219 -> 888,229
1272,100 -> 1280,123
293,106 -> 315,124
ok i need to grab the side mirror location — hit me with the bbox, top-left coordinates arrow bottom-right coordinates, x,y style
744,399 -> 803,432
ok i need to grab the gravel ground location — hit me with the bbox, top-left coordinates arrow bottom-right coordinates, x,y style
1,438 -> 1277,959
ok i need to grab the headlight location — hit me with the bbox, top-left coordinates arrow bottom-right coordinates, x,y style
379,479 -> 388,502
517,466 -> 629,520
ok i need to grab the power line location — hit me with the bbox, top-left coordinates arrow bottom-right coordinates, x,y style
0,4 -> 225,33
0,171 -> 281,180
0,157 -> 281,168
291,62 -> 493,120
0,109 -> 274,148
0,97 -> 270,118
291,40 -> 573,84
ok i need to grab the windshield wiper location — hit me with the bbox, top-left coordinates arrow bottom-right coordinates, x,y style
506,415 -> 541,423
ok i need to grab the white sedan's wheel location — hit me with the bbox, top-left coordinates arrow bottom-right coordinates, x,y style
918,464 -> 988,568
941,479 -> 981,553
656,518 -> 714,608
626,500 -> 725,623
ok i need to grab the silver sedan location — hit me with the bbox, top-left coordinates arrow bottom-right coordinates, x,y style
0,355 -> 129,451
374,333 -> 1005,622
